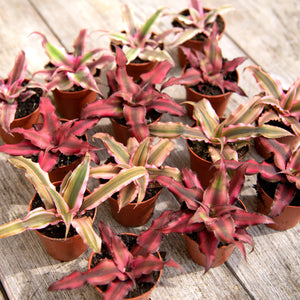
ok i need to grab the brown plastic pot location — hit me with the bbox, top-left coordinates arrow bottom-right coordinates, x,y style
126,60 -> 159,81
184,199 -> 246,267
185,84 -> 232,118
29,188 -> 96,261
256,179 -> 300,231
88,234 -> 162,300
187,141 -> 216,188
52,88 -> 97,120
187,140 -> 249,188
0,106 -> 40,144
184,234 -> 235,268
108,188 -> 162,227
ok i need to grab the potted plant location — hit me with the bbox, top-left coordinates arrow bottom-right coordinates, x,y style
48,221 -> 181,300
0,50 -> 44,144
90,132 -> 181,226
163,23 -> 246,117
33,28 -> 114,119
247,65 -> 300,155
140,161 -> 273,272
102,4 -> 176,79
81,47 -> 186,144
0,153 -> 147,261
0,96 -> 99,182
170,0 -> 232,66
149,97 -> 292,187
224,137 -> 300,231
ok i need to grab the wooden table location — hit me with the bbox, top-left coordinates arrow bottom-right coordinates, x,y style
0,1 -> 299,299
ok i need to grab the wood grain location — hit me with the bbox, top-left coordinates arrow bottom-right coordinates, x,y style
0,0 -> 298,299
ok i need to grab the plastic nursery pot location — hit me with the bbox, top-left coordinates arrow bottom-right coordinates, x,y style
108,188 -> 162,227
110,112 -> 162,145
176,9 -> 226,67
185,84 -> 232,118
187,140 -> 216,188
28,187 -> 96,261
52,88 -> 97,120
126,60 -> 159,81
256,178 -> 300,231
184,234 -> 235,268
187,140 -> 249,188
0,106 -> 40,144
88,234 -> 162,300
184,199 -> 246,268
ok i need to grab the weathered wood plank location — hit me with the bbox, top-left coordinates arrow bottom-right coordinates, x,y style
0,0 -> 62,76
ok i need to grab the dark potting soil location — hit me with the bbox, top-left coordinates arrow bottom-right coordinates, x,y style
257,174 -> 300,207
30,192 -> 95,238
188,140 -> 249,162
191,70 -> 238,96
90,234 -> 160,298
266,120 -> 294,134
15,85 -> 43,119
113,109 -> 161,127
31,153 -> 80,168
172,9 -> 225,42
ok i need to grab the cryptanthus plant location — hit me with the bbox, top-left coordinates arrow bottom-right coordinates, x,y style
33,28 -> 114,94
48,221 -> 181,300
149,97 -> 292,162
0,97 -> 99,172
170,0 -> 232,46
0,153 -> 147,253
224,137 -> 300,218
247,65 -> 300,139
0,51 -> 41,132
90,133 -> 181,210
81,47 -> 186,142
104,4 -> 175,64
139,161 -> 273,272
163,23 -> 246,97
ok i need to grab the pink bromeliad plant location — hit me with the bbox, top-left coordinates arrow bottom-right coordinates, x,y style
48,221 -> 181,300
170,0 -> 232,46
149,97 -> 292,163
223,137 -> 300,218
33,29 -> 114,94
247,65 -> 300,142
0,97 -> 99,172
163,23 -> 247,97
0,153 -> 147,253
0,50 -> 43,133
90,133 -> 181,209
81,47 -> 186,142
138,161 -> 273,272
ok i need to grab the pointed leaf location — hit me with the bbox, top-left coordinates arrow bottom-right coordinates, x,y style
72,217 -> 102,253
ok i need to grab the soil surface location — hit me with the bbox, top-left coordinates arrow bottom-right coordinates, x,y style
172,9 -> 225,42
15,85 -> 43,119
188,140 -> 249,162
30,192 -> 95,238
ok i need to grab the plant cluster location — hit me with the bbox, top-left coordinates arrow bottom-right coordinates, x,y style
48,221 -> 181,299
33,29 -> 114,94
0,0 -> 299,299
